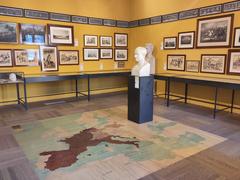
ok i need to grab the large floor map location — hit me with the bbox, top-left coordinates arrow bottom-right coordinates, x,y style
14,106 -> 226,180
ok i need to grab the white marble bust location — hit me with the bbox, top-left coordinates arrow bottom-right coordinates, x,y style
131,47 -> 150,77
145,43 -> 156,74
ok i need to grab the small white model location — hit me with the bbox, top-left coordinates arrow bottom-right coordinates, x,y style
145,43 -> 156,74
131,47 -> 150,77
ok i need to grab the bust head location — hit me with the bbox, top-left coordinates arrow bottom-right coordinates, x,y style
145,43 -> 154,55
134,47 -> 147,64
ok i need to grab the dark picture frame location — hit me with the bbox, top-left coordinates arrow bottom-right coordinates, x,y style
114,49 -> 128,61
100,36 -> 112,47
114,33 -> 128,47
163,37 -> 177,50
227,49 -> 240,75
0,49 -> 13,67
178,31 -> 195,49
233,27 -> 240,48
48,24 -> 74,46
19,23 -> 46,45
40,46 -> 58,72
186,60 -> 200,72
100,48 -> 113,59
201,54 -> 226,74
14,49 -> 39,66
84,35 -> 98,47
167,54 -> 186,71
196,14 -> 234,48
59,50 -> 79,65
0,22 -> 18,44
83,48 -> 99,61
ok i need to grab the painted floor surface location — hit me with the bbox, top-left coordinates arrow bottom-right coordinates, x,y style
13,106 -> 225,180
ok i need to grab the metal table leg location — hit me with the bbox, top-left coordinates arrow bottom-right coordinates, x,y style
185,83 -> 188,104
75,79 -> 78,99
231,89 -> 235,114
167,79 -> 170,107
87,75 -> 90,101
16,83 -> 20,104
23,79 -> 28,110
165,80 -> 168,99
213,87 -> 218,119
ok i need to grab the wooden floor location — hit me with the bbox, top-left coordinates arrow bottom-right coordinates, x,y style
1,92 -> 240,180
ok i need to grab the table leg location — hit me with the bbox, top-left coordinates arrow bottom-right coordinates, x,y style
231,89 -> 235,114
185,83 -> 188,104
87,75 -> 90,101
23,80 -> 28,110
165,80 -> 168,99
75,79 -> 78,99
16,83 -> 20,104
167,79 -> 170,107
213,87 -> 218,119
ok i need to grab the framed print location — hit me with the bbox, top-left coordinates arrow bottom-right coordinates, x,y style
163,37 -> 177,49
59,50 -> 79,65
0,22 -> 18,44
100,36 -> 112,47
48,24 -> 74,46
100,48 -> 113,59
197,14 -> 234,48
227,49 -> 240,75
167,55 -> 186,71
115,49 -> 128,61
14,49 -> 39,66
233,27 -> 240,47
186,60 -> 199,72
84,35 -> 98,47
178,31 -> 195,49
201,54 -> 226,74
0,49 -> 13,67
20,24 -> 46,45
83,48 -> 99,61
114,33 -> 128,47
40,46 -> 58,71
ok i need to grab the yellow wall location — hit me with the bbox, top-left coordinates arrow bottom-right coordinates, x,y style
0,0 -> 131,103
129,0 -> 240,111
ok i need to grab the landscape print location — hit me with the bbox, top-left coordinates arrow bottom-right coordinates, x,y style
201,55 -> 226,74
0,22 -> 17,43
167,55 -> 185,71
59,50 -> 79,65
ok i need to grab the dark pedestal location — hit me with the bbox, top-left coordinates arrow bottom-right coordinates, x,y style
128,75 -> 153,124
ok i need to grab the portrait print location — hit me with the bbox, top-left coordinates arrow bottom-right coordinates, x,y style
227,50 -> 240,75
167,55 -> 186,71
197,15 -> 233,48
201,54 -> 226,74
20,24 -> 46,45
0,22 -> 17,43
233,27 -> 240,47
0,50 -> 13,67
40,46 -> 58,71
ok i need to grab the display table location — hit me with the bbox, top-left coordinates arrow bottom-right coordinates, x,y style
154,73 -> 240,118
0,72 -> 25,108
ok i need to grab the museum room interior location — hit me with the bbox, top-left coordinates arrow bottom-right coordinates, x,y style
1,0 -> 240,179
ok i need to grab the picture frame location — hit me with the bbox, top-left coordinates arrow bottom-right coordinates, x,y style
201,54 -> 226,74
100,36 -> 112,47
84,35 -> 98,47
114,33 -> 128,47
19,23 -> 46,45
186,60 -> 200,72
163,37 -> 177,49
114,49 -> 128,61
59,50 -> 79,65
167,54 -> 186,71
83,48 -> 99,61
0,22 -> 18,44
48,24 -> 74,46
0,49 -> 13,67
196,14 -> 234,48
233,27 -> 240,48
178,31 -> 195,49
14,49 -> 39,66
227,49 -> 240,75
40,46 -> 58,71
100,48 -> 113,59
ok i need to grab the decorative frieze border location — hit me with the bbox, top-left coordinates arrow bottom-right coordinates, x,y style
0,0 -> 240,28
